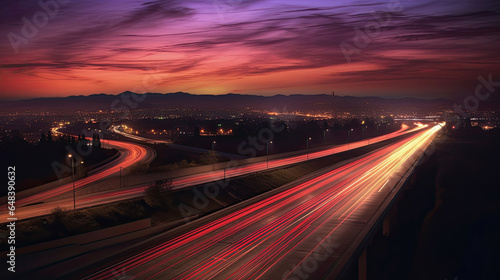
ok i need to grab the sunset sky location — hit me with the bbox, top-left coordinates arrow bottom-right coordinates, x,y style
0,0 -> 499,100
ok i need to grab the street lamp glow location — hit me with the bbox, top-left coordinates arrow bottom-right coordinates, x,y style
266,141 -> 273,169
348,129 -> 354,149
68,154 -> 76,210
306,137 -> 312,160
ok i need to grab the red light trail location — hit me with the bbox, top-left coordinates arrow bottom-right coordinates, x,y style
83,124 -> 441,280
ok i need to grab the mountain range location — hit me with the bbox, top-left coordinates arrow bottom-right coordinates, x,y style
0,92 -> 463,113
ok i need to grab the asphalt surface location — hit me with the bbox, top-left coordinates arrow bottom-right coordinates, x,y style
81,124 -> 441,280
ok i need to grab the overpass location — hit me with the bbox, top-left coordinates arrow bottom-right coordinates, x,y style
75,124 -> 443,279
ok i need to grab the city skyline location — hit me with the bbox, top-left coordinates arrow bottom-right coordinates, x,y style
1,0 -> 499,100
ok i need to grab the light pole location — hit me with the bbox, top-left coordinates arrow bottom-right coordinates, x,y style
68,154 -> 82,210
348,129 -> 353,149
323,129 -> 328,143
211,141 -> 216,171
306,137 -> 311,160
100,130 -> 103,148
101,131 -> 110,149
266,141 -> 273,168
120,167 -> 124,188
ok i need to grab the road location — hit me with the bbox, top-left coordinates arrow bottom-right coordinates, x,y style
83,124 -> 442,280
5,132 -> 156,207
71,124 -> 425,202
111,125 -> 247,160
110,125 -> 170,144
0,124 -> 426,221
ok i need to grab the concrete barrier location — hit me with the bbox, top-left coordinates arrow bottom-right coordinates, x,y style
4,218 -> 151,258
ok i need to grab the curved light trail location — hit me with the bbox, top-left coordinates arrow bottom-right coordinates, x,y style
7,134 -> 155,207
79,123 -> 426,203
1,123 -> 425,221
84,124 -> 441,280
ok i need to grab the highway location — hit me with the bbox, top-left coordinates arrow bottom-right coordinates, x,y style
111,125 -> 247,160
83,124 -> 442,280
69,124 -> 426,202
0,124 -> 426,221
111,125 -> 170,144
3,132 -> 155,207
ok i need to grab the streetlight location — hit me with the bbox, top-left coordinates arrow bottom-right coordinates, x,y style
266,141 -> 273,169
68,154 -> 82,210
211,141 -> 217,171
306,137 -> 311,160
120,167 -> 127,187
348,129 -> 353,149
323,129 -> 329,143
100,132 -> 110,149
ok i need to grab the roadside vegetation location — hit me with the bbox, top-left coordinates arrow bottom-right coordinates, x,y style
148,146 -> 225,172
0,130 -> 117,195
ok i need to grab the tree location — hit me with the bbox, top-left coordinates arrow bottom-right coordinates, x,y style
76,162 -> 87,179
307,120 -> 320,135
50,207 -> 68,235
193,126 -> 200,137
47,130 -> 53,144
349,118 -> 362,130
39,132 -> 47,145
322,120 -> 329,131
144,179 -> 172,207
92,132 -> 101,148
198,150 -> 220,165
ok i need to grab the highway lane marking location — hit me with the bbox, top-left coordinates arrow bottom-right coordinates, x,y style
378,179 -> 390,192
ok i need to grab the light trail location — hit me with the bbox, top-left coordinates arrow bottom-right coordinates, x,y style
85,124 -> 425,202
0,123 -> 426,221
4,133 -> 154,207
83,124 -> 441,280
111,125 -> 170,144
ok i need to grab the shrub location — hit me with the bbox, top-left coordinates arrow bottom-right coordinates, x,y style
144,179 -> 172,207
